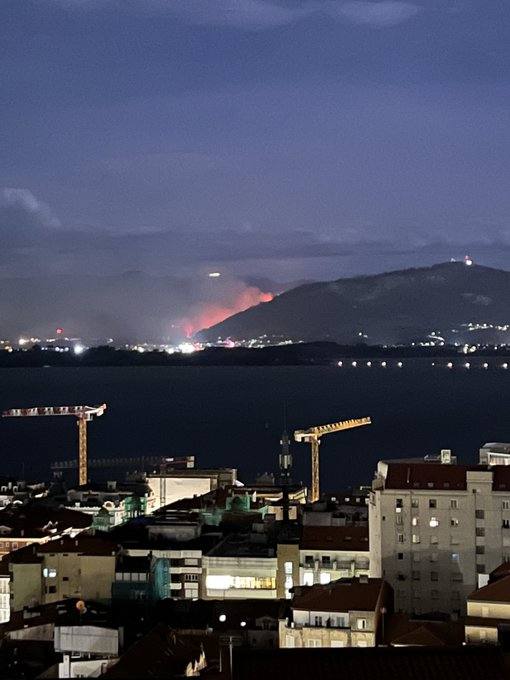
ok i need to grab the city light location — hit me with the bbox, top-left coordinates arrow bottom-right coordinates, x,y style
208,272 -> 221,278
178,342 -> 196,354
73,344 -> 85,355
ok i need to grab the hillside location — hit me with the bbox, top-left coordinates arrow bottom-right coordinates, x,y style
197,262 -> 510,345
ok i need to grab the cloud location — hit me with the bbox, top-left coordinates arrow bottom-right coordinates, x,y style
50,0 -> 421,30
0,188 -> 60,233
332,1 -> 420,27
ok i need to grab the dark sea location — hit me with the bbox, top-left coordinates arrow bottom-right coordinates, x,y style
0,363 -> 508,489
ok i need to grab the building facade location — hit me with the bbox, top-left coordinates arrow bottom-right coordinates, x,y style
369,453 -> 510,615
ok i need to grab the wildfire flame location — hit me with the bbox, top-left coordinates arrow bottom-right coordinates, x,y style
181,287 -> 273,338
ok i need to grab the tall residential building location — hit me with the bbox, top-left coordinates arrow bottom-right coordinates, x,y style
369,451 -> 510,615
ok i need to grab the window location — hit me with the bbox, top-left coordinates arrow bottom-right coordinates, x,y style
450,499 -> 458,509
429,499 -> 437,509
304,555 -> 314,566
476,545 -> 485,555
429,517 -> 439,528
476,564 -> 486,574
185,574 -> 199,582
285,635 -> 295,648
451,553 -> 459,562
412,553 -> 420,563
412,517 -> 419,526
412,571 -> 420,581
319,572 -> 331,585
322,555 -> 331,566
451,536 -> 460,545
184,558 -> 199,566
357,618 -> 367,630
62,576 -> 69,582
430,536 -> 438,545
284,561 -> 293,575
476,527 -> 485,537
431,589 -> 439,598
47,585 -> 57,594
452,573 -> 463,582
503,520 -> 510,529
397,534 -> 404,543
503,500 -> 510,510
450,518 -> 459,527
475,509 -> 485,520
395,514 -> 403,525
411,499 -> 419,508
395,499 -> 403,509
430,552 -> 438,562
412,534 -> 420,544
43,568 -> 57,578
307,639 -> 322,648
314,616 -> 323,627
397,553 -> 404,560
430,571 -> 439,581
303,571 -> 314,586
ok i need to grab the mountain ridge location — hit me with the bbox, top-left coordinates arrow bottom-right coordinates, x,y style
197,262 -> 510,345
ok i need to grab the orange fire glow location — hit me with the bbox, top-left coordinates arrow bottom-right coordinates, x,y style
181,287 -> 273,338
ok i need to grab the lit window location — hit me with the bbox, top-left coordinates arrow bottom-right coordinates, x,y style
303,571 -> 314,586
320,572 -> 331,585
397,534 -> 405,543
451,518 -> 459,527
411,499 -> 419,508
284,561 -> 293,575
412,534 -> 420,544
412,517 -> 419,526
429,517 -> 439,528
503,501 -> 510,510
451,553 -> 460,562
450,499 -> 458,509
357,618 -> 367,630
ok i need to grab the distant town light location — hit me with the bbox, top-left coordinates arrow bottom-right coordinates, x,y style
208,272 -> 221,278
381,361 -> 386,368
447,362 -> 453,369
73,344 -> 85,355
18,337 -> 28,346
219,614 -> 227,622
465,362 -> 470,369
337,361 -> 343,367
178,342 -> 196,354
464,255 -> 473,266
240,621 -> 247,627
351,361 -> 357,367
483,362 -> 489,369
397,361 -> 403,368
503,363 -> 508,370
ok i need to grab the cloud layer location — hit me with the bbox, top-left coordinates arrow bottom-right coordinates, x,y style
54,0 -> 421,29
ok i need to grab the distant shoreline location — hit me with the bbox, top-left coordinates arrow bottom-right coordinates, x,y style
2,342 -> 510,368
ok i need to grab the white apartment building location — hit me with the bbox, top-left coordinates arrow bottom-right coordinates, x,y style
279,577 -> 392,648
369,450 -> 510,615
299,526 -> 370,586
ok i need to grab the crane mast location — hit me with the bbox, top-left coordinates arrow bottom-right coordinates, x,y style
294,417 -> 371,502
2,404 -> 107,486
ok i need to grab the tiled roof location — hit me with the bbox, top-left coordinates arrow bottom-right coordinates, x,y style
467,574 -> 510,603
37,535 -> 118,556
231,647 -> 507,680
291,578 -> 389,614
384,463 -> 473,490
300,526 -> 369,552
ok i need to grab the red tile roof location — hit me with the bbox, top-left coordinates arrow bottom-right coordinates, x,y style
300,526 -> 369,552
292,578 -> 390,613
384,463 -> 473,490
468,575 -> 510,604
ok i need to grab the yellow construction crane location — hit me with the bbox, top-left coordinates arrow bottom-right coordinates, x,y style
2,404 -> 106,486
294,417 -> 371,502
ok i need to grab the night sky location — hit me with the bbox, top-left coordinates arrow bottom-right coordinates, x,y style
1,1 -> 509,337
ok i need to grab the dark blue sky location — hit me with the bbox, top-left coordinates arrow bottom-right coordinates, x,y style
1,0 -> 509,282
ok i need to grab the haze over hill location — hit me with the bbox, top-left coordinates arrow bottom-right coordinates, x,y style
198,262 -> 510,345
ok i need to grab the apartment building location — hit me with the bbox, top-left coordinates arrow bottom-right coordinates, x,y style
203,532 -> 278,599
464,562 -> 510,644
7,536 -> 117,612
299,526 -> 370,586
279,577 -> 392,648
369,451 -> 510,615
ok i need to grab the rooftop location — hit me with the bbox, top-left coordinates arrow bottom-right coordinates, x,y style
231,647 -> 508,680
468,574 -> 510,604
291,577 -> 389,613
300,526 -> 369,552
380,460 -> 510,492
